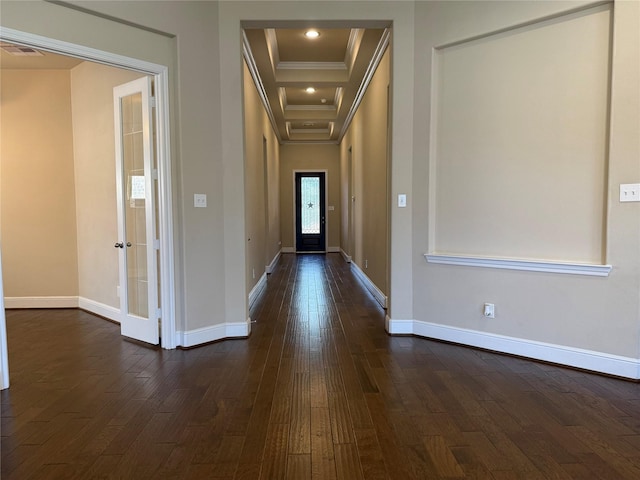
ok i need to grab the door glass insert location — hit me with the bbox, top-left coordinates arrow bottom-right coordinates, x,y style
301,176 -> 320,234
120,92 -> 148,319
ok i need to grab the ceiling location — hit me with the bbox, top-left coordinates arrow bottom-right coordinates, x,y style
243,26 -> 390,144
0,43 -> 83,70
1,28 -> 390,145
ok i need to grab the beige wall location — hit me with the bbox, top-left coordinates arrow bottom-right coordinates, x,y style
431,6 -> 609,263
340,48 -> 390,295
243,60 -> 280,294
1,70 -> 79,298
70,61 -> 145,308
279,144 -> 341,251
412,0 -> 640,359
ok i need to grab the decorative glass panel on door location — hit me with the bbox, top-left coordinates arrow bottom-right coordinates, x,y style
114,77 -> 159,345
301,176 -> 320,234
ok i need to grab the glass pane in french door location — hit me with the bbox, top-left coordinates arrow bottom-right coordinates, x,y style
301,176 -> 320,234
121,92 -> 148,319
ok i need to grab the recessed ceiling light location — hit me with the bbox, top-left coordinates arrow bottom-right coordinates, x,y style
305,30 -> 320,39
305,87 -> 316,94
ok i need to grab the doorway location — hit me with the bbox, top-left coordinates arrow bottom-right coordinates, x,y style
295,171 -> 326,252
0,27 -> 176,392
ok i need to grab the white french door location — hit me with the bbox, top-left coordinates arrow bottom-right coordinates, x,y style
113,77 -> 159,345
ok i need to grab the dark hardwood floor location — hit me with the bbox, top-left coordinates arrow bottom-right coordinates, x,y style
2,253 -> 640,479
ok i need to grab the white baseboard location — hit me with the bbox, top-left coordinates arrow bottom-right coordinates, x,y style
282,247 -> 295,253
265,250 -> 281,274
249,272 -> 267,308
177,319 -> 250,348
386,318 -> 640,380
4,296 -> 79,309
78,297 -> 121,324
327,246 -> 340,253
340,249 -> 352,263
351,262 -> 387,309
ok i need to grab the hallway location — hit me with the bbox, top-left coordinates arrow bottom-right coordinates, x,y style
2,253 -> 640,479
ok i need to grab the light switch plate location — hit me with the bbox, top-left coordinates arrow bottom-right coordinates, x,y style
194,193 -> 207,208
398,194 -> 407,207
620,184 -> 640,202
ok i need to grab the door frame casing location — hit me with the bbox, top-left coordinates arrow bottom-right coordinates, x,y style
292,169 -> 328,252
0,27 -> 177,350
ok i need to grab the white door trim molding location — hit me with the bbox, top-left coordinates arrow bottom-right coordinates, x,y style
0,26 -> 177,349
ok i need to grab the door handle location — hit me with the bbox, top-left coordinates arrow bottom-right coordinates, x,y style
126,242 -> 132,247
114,242 -> 124,248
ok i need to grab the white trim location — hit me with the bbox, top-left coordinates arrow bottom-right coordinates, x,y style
249,272 -> 267,308
285,104 -> 336,112
351,262 -> 388,309
0,27 -> 177,350
385,315 -> 412,334
340,249 -> 352,263
338,28 -> 390,142
4,296 -> 79,309
386,318 -> 640,380
242,30 -> 281,143
266,250 -> 281,274
424,254 -> 612,277
78,297 -> 121,324
282,247 -> 295,253
345,29 -> 365,72
177,320 -> 250,348
277,61 -> 347,70
327,246 -> 340,253
0,251 -> 9,390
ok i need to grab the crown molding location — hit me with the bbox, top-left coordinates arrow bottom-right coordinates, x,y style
285,104 -> 336,111
277,61 -> 347,70
338,28 -> 390,142
345,28 -> 365,73
265,28 -> 280,73
242,30 -> 282,142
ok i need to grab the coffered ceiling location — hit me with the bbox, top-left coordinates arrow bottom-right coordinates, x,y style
243,26 -> 390,144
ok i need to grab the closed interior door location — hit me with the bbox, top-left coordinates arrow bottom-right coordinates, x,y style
295,172 -> 326,252
114,77 -> 159,345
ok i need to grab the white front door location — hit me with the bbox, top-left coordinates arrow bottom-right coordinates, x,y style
113,77 -> 159,345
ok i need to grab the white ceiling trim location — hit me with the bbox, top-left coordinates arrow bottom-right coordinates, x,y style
334,87 -> 344,111
242,30 -> 282,143
290,128 -> 331,134
338,28 -> 390,142
277,61 -> 347,70
265,28 -> 279,75
285,104 -> 336,111
278,87 -> 287,113
345,29 -> 365,74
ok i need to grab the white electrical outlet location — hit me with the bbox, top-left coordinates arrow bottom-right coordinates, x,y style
483,303 -> 495,318
620,184 -> 640,202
